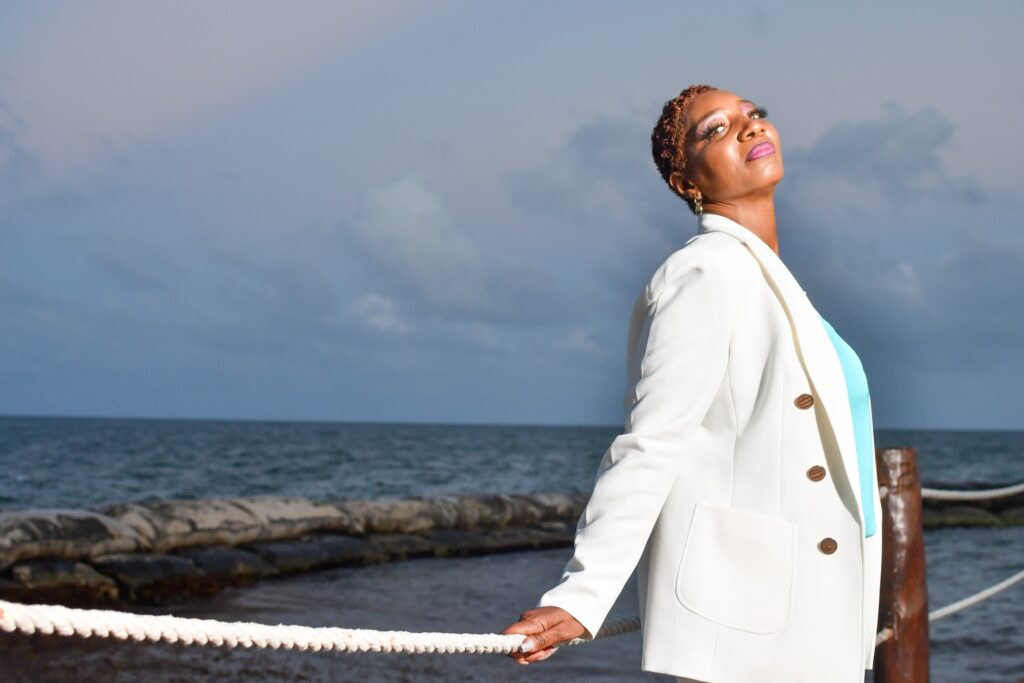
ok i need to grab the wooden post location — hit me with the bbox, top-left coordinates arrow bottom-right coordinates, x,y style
874,446 -> 930,682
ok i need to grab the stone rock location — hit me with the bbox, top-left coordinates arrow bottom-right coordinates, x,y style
364,533 -> 436,560
333,493 -> 586,536
997,506 -> 1024,524
89,553 -> 209,603
486,493 -> 584,529
336,499 -> 443,535
492,524 -> 575,550
99,496 -> 356,554
0,510 -> 147,570
0,493 -> 591,601
422,529 -> 501,557
312,534 -> 388,567
445,495 -> 517,531
0,559 -> 119,606
238,539 -> 332,575
170,545 -> 279,588
185,535 -> 388,579
935,505 -> 1006,527
920,507 -> 946,529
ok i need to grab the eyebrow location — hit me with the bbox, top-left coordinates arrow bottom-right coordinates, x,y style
694,99 -> 757,133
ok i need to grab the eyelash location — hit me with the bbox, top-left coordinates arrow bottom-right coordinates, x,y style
700,106 -> 768,140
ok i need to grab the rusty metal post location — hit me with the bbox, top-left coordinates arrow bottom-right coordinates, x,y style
874,446 -> 930,682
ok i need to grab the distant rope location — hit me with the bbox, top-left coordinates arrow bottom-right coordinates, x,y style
920,480 -> 1024,501
875,565 -> 1024,646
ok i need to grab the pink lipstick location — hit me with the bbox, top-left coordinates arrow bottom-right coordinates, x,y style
746,141 -> 775,161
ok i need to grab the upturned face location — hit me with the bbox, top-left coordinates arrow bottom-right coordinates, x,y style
670,89 -> 784,205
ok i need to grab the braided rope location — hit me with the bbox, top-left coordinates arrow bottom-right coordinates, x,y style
920,480 -> 1024,501
2,564 -> 1021,654
0,600 -> 637,654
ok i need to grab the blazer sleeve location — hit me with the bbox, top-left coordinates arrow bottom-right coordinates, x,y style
533,251 -> 738,640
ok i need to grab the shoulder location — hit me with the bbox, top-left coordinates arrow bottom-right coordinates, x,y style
642,231 -> 759,305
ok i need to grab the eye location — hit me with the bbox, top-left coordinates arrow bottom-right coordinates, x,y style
700,106 -> 769,141
700,105 -> 770,142
700,121 -> 727,141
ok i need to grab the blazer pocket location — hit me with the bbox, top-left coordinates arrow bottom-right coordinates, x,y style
674,500 -> 796,634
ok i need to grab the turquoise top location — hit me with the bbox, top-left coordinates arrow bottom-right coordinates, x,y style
819,314 -> 877,538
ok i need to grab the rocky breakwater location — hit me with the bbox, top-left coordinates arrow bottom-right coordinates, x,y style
0,493 -> 585,607
1,484 -> 1019,610
919,481 -> 1024,528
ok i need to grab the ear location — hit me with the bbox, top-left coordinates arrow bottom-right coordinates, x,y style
668,172 -> 699,202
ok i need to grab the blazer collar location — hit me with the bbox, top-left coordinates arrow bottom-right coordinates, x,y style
696,211 -> 866,532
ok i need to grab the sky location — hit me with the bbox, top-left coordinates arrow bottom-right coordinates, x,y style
0,1 -> 1021,429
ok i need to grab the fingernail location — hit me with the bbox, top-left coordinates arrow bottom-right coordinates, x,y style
520,638 -> 534,653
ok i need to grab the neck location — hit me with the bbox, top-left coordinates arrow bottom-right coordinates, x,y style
701,195 -> 779,255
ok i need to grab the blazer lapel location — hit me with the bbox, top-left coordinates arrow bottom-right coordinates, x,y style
696,212 -> 866,533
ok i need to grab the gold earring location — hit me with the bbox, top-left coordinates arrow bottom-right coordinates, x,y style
694,193 -> 703,215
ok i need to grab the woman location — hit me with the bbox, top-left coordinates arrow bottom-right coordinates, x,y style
501,84 -> 884,683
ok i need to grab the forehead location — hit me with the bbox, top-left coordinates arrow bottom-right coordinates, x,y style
685,91 -> 752,126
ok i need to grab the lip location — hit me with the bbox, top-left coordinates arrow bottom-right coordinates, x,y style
746,141 -> 775,161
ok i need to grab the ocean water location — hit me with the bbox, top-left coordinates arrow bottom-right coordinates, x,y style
0,416 -> 1022,682
2,416 -> 1022,511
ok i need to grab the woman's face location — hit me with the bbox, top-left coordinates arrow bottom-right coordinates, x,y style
672,90 -> 784,205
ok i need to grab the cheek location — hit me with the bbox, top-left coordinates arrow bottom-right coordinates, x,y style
700,145 -> 745,184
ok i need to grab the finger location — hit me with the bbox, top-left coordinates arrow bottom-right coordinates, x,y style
505,637 -> 533,661
503,610 -> 558,636
508,647 -> 539,664
519,625 -> 569,654
507,639 -> 552,663
501,618 -> 547,637
523,645 -> 559,663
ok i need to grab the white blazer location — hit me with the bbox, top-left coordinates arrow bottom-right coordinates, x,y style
535,212 -> 884,683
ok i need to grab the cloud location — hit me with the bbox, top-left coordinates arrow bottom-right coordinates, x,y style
346,176 -> 487,314
879,261 -> 922,304
507,113 -> 662,231
339,176 -> 569,326
505,109 -> 701,304
782,102 -> 985,212
0,2 -> 454,179
929,224 -> 1024,347
0,102 -> 41,211
351,293 -> 412,334
765,102 -> 1024,424
566,327 -> 601,355
772,104 -> 992,304
501,97 -> 1024,426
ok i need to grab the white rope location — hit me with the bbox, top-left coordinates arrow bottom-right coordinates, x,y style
920,480 -> 1024,501
875,564 -> 1024,646
0,600 -> 637,654
3,559 -> 1022,655
927,565 -> 1024,621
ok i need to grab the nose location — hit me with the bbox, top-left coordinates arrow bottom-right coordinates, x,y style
740,116 -> 765,139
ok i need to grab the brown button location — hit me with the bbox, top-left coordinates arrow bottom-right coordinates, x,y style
806,465 -> 827,481
818,537 -> 838,554
794,393 -> 814,409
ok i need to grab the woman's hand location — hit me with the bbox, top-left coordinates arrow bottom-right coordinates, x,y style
500,606 -> 588,665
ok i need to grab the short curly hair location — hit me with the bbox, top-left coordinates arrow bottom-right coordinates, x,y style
651,84 -> 718,215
